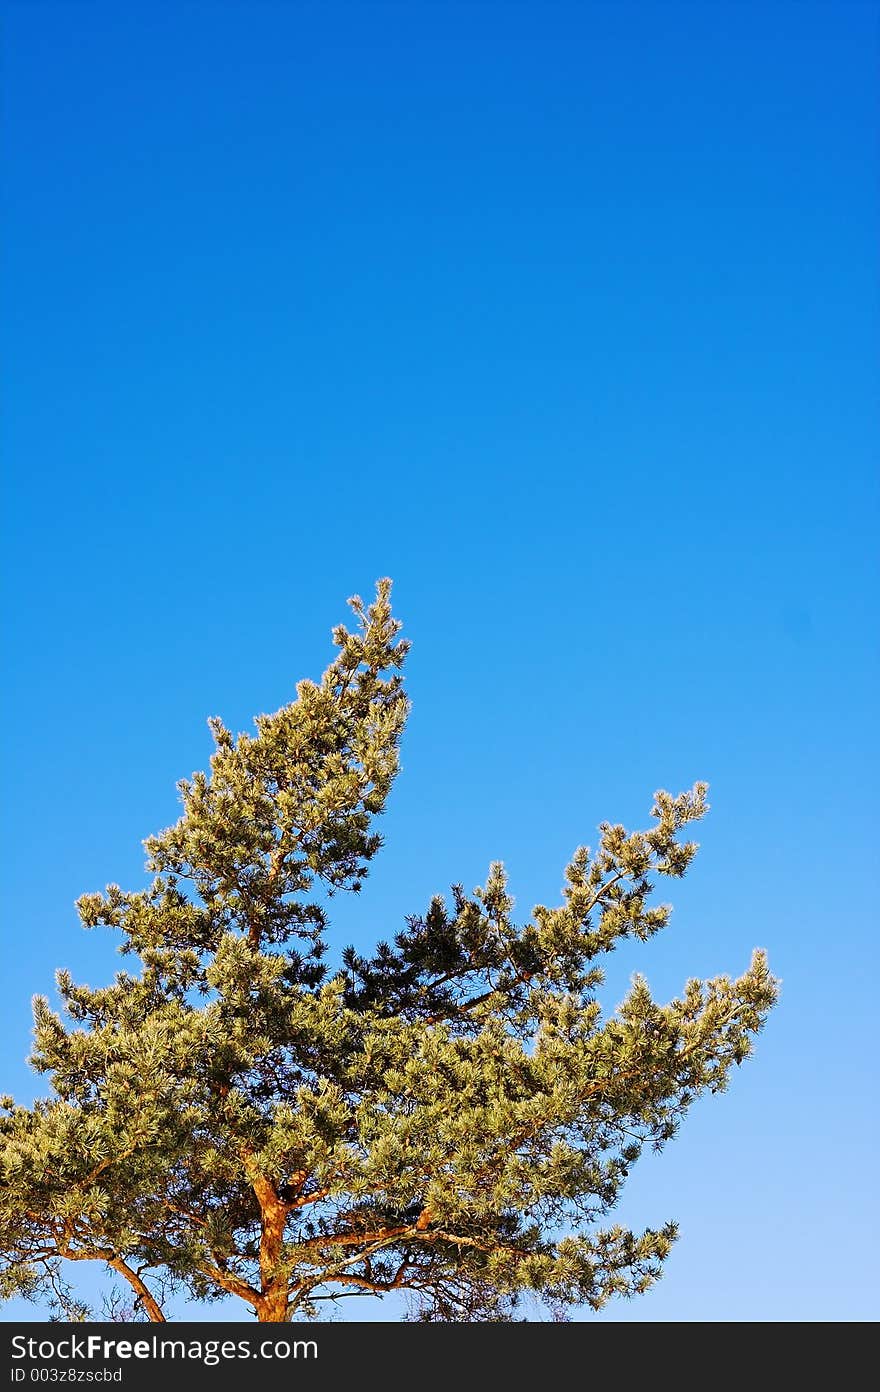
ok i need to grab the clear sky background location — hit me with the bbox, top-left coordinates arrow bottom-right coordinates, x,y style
2,0 -> 877,1322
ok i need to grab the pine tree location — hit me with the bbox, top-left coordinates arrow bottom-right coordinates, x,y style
0,580 -> 777,1322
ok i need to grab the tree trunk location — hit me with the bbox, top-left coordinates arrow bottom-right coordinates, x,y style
247,1164 -> 290,1321
256,1286 -> 289,1321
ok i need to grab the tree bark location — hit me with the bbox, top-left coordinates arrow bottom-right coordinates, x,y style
256,1287 -> 289,1321
107,1257 -> 166,1322
248,1164 -> 290,1321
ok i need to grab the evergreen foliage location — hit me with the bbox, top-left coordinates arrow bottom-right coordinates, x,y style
0,581 -> 777,1321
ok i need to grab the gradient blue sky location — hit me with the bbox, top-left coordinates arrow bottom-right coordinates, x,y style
2,0 -> 877,1322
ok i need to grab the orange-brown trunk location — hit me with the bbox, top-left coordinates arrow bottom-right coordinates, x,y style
256,1287 -> 289,1322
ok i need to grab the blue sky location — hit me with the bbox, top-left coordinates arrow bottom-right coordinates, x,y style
2,0 -> 877,1322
